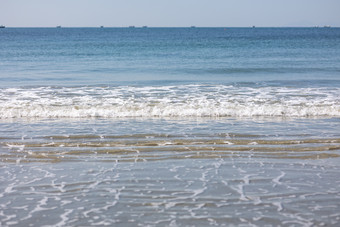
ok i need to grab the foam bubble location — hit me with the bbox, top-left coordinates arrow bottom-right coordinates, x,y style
0,85 -> 339,119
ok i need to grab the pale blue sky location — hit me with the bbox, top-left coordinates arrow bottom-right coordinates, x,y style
1,0 -> 340,27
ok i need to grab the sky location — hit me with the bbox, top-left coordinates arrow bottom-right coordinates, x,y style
1,0 -> 340,27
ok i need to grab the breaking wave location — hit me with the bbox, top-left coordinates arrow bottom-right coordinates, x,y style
1,85 -> 339,119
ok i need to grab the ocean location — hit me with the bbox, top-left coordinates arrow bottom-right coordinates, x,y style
1,27 -> 340,226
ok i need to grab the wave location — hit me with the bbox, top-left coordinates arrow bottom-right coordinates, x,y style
1,85 -> 339,119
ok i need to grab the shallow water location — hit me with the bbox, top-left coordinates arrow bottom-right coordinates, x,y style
1,118 -> 340,226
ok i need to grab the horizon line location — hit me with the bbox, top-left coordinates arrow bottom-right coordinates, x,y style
1,26 -> 337,28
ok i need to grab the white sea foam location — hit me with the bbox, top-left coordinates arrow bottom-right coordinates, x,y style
0,85 -> 339,119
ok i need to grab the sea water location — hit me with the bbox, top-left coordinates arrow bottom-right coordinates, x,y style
0,27 -> 340,226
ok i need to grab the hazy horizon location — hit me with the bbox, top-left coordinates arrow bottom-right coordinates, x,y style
1,0 -> 340,28
2,26 -> 339,28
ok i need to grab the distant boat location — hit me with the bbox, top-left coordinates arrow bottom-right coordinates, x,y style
324,25 -> 331,28
100,26 -> 104,28
129,26 -> 135,28
190,26 -> 196,28
56,26 -> 61,28
142,26 -> 148,28
0,25 -> 5,28
252,25 -> 255,28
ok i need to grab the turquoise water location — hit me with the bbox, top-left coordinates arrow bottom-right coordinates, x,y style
1,28 -> 340,87
1,28 -> 340,226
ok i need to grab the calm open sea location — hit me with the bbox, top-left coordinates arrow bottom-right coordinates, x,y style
1,27 -> 340,226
